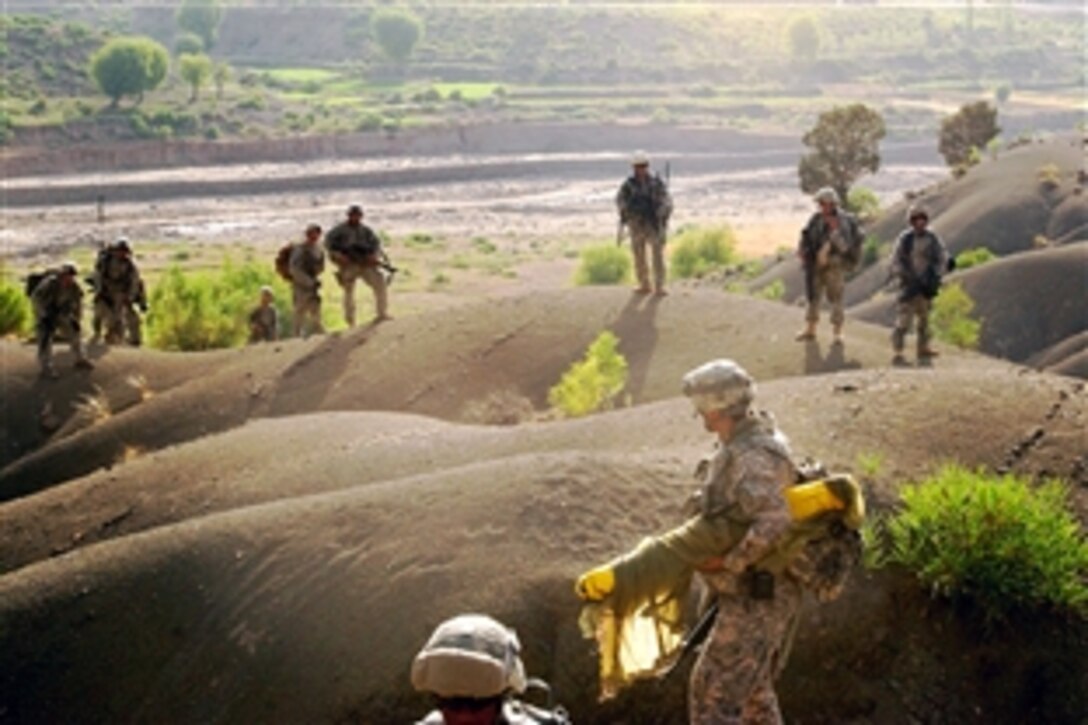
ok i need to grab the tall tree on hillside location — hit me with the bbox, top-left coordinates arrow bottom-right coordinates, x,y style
213,61 -> 231,101
177,0 -> 224,52
787,16 -> 821,61
797,104 -> 886,205
939,101 -> 1000,171
89,36 -> 169,106
370,7 -> 424,64
179,53 -> 213,102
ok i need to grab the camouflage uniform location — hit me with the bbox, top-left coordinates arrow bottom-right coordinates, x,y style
890,227 -> 949,358
288,241 -> 325,337
616,173 -> 672,292
93,246 -> 145,346
31,269 -> 91,376
324,221 -> 388,326
798,209 -> 862,332
248,304 -> 278,344
689,412 -> 802,725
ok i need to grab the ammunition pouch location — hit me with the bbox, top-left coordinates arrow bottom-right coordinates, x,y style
744,568 -> 775,601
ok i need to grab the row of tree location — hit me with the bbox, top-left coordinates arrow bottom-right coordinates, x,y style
798,101 -> 1000,206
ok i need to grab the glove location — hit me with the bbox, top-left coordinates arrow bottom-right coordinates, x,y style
575,564 -> 615,602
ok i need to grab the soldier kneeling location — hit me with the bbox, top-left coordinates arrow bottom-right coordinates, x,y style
412,614 -> 570,725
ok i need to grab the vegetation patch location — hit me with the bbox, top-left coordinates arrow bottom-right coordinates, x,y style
955,247 -> 997,271
866,465 -> 1088,623
670,225 -> 739,279
574,244 -> 631,286
932,283 -> 981,349
548,331 -> 628,418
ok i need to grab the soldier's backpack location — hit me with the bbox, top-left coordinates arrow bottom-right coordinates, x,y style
274,243 -> 295,282
24,271 -> 49,298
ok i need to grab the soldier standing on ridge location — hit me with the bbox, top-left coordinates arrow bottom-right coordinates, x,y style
324,204 -> 391,326
92,238 -> 147,346
31,262 -> 94,379
616,151 -> 672,296
248,286 -> 279,344
289,223 -> 326,338
796,188 -> 863,345
890,204 -> 951,365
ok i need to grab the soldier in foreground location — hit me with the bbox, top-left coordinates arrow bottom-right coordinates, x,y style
796,188 -> 863,345
411,614 -> 570,725
91,238 -> 147,346
288,223 -> 326,337
247,286 -> 279,344
890,204 -> 951,365
30,262 -> 94,378
324,204 -> 390,326
616,152 -> 672,296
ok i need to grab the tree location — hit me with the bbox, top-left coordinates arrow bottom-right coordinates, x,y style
213,61 -> 231,101
174,31 -> 204,56
177,0 -> 223,52
89,36 -> 169,106
370,7 -> 424,64
787,16 -> 821,61
797,104 -> 886,204
939,101 -> 1000,170
179,53 -> 213,102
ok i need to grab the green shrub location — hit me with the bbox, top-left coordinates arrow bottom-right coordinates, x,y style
1037,163 -> 1062,189
147,259 -> 290,350
847,186 -> 881,220
548,331 -> 628,418
574,244 -> 631,286
0,271 -> 31,337
956,247 -> 996,270
670,225 -> 738,279
861,235 -> 882,267
755,279 -> 784,301
869,465 -> 1088,622
472,237 -> 497,254
932,282 -> 981,349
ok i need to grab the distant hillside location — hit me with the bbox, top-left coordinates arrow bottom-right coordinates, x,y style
0,14 -> 102,99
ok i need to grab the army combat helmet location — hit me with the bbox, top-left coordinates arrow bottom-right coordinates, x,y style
411,614 -> 527,699
682,359 -> 756,416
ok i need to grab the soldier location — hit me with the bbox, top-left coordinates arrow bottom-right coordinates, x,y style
31,262 -> 94,379
616,151 -> 672,296
411,614 -> 570,725
324,204 -> 390,326
681,360 -> 802,724
289,223 -> 326,337
796,188 -> 863,345
92,238 -> 146,346
247,286 -> 279,344
890,204 -> 950,365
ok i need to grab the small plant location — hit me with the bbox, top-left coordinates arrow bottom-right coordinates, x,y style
0,269 -> 32,337
868,465 -> 1088,622
670,225 -> 739,279
931,282 -> 981,349
855,451 -> 885,478
861,236 -> 882,267
956,247 -> 996,270
574,244 -> 631,286
847,186 -> 881,220
1033,234 -> 1052,249
755,279 -> 784,301
548,331 -> 628,418
1037,163 -> 1062,190
471,236 -> 497,254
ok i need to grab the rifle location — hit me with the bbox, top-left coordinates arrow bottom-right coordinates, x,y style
616,218 -> 626,247
660,161 -> 671,245
656,599 -> 719,680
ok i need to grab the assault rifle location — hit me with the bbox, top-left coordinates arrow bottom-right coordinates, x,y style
657,599 -> 719,680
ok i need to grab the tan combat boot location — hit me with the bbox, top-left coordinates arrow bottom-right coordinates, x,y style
795,322 -> 817,342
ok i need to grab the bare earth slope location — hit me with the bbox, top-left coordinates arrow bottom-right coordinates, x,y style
2,287 -> 953,499
0,366 -> 1084,723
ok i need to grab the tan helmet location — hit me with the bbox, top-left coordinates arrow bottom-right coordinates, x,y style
813,187 -> 840,205
631,150 -> 650,167
411,614 -> 527,699
682,359 -> 756,415
59,261 -> 79,276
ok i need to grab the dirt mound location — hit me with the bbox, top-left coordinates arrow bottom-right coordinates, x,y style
852,243 -> 1088,369
0,366 -> 1085,723
2,287 -> 940,499
1030,330 -> 1088,378
746,136 -> 1087,308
